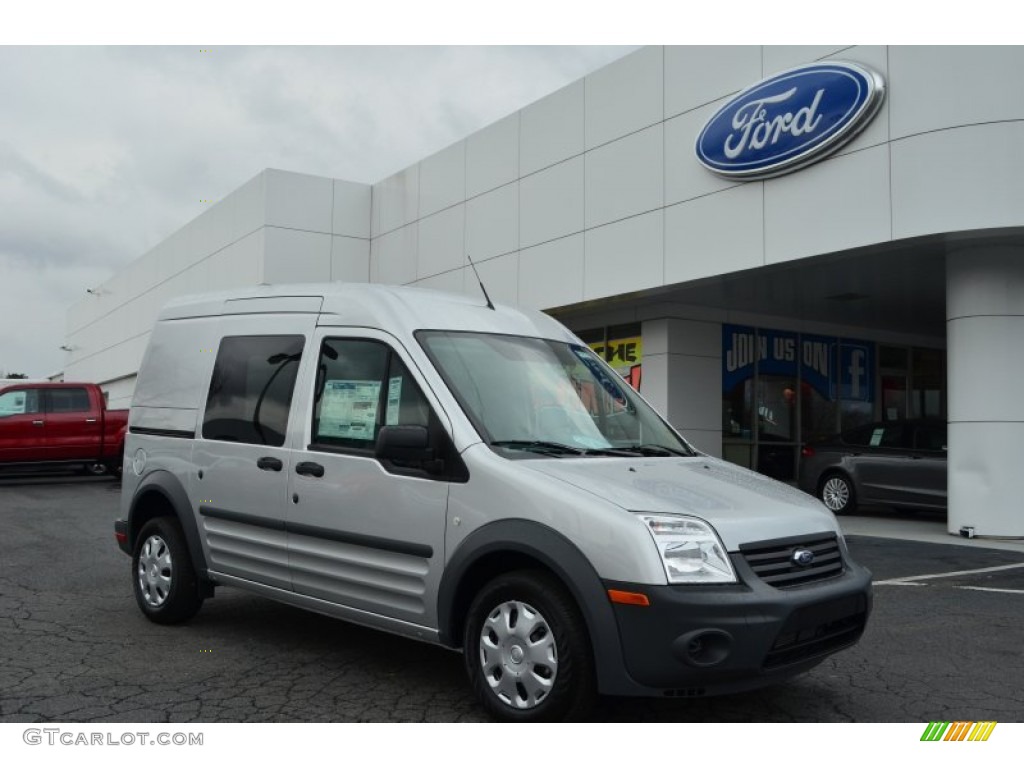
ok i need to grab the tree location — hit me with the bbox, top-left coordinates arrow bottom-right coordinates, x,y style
2,372 -> 29,379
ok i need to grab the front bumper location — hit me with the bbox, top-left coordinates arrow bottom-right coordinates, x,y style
605,554 -> 872,696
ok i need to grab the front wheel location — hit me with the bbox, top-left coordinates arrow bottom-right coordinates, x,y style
132,517 -> 203,624
463,570 -> 596,722
820,472 -> 856,515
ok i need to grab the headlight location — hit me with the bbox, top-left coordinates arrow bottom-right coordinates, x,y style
635,513 -> 737,584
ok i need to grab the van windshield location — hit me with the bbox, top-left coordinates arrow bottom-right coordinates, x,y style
418,331 -> 695,458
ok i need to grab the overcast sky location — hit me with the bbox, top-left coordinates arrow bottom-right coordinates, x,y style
0,45 -> 634,378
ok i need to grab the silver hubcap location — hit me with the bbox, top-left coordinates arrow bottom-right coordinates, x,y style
137,535 -> 172,607
822,477 -> 850,511
479,600 -> 558,709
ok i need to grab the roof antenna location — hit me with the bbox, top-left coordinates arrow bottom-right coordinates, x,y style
466,255 -> 495,311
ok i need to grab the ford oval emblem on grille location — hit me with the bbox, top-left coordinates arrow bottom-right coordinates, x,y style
695,61 -> 886,180
792,548 -> 815,567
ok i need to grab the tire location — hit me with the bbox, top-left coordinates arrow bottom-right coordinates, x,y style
463,569 -> 596,722
819,472 -> 856,515
132,517 -> 203,624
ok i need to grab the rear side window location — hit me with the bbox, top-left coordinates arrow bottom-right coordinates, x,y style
202,335 -> 304,447
49,387 -> 91,413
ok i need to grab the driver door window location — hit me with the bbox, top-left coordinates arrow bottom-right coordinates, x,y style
312,338 -> 431,452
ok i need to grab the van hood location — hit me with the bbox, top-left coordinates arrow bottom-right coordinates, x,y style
524,456 -> 839,551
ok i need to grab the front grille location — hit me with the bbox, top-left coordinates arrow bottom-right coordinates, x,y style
763,595 -> 868,669
740,533 -> 844,588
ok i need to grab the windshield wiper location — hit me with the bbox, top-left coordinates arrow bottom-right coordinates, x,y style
615,444 -> 693,457
490,441 -> 649,458
490,440 -> 586,456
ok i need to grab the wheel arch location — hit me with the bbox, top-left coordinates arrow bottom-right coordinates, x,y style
437,519 -> 637,696
128,470 -> 210,582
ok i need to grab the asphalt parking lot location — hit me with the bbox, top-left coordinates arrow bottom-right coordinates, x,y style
1,473 -> 1023,723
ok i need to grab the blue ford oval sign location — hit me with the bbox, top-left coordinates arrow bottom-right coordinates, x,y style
695,61 -> 885,180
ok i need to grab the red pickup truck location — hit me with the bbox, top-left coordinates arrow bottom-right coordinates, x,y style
0,381 -> 127,477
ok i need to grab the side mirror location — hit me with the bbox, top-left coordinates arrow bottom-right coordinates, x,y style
375,425 -> 432,464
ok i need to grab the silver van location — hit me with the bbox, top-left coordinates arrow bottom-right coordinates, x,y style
115,283 -> 871,721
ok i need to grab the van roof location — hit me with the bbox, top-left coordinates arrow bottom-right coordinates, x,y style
156,282 -> 577,343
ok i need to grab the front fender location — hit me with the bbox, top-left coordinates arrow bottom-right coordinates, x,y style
437,519 -> 651,696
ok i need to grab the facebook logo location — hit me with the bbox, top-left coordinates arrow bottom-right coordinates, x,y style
840,343 -> 873,401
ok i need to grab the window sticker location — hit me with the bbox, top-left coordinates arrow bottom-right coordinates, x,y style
319,380 -> 381,440
869,428 -> 885,447
386,376 -> 403,426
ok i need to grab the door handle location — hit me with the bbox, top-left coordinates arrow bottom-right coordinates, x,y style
295,461 -> 325,478
32,420 -> 44,427
256,456 -> 283,472
85,418 -> 97,423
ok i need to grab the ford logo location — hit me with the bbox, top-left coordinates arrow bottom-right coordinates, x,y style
695,61 -> 885,180
792,548 -> 815,567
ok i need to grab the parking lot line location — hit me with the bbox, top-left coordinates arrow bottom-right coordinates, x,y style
955,586 -> 1024,595
874,562 -> 1024,586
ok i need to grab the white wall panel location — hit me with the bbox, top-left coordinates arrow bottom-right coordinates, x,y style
948,315 -> 1024,422
765,144 -> 891,264
373,166 -> 419,237
418,205 -> 465,278
370,224 -> 418,285
585,124 -> 663,229
664,100 -> 746,206
520,81 -> 584,176
230,170 -> 266,242
519,157 -> 583,249
466,184 -> 517,262
191,199 -> 233,259
264,169 -> 333,233
262,227 -> 332,284
948,422 -> 1024,537
330,236 -> 370,283
665,183 -> 763,285
420,141 -> 466,218
466,112 -> 519,198
413,269 -> 465,296
892,122 -> 1024,239
332,179 -> 371,239
583,211 -> 663,301
585,46 -> 662,149
762,45 -> 850,75
664,45 -> 762,119
889,46 -> 1024,140
207,229 -> 263,291
643,318 -> 723,359
518,234 -> 584,310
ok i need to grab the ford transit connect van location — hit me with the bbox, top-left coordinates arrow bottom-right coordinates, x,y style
115,283 -> 871,721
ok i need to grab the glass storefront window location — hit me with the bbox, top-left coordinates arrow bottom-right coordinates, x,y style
582,323 -> 642,391
912,347 -> 944,419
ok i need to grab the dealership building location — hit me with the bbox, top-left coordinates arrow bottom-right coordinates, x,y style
64,46 -> 1024,538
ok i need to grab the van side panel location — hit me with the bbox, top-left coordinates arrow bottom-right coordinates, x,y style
132,317 -> 221,413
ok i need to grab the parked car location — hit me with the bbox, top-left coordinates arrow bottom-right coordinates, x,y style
0,381 -> 127,477
799,419 -> 947,515
116,283 -> 871,722
0,382 -> 126,479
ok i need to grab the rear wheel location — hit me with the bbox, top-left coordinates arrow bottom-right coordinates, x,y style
820,472 -> 856,515
463,570 -> 596,722
132,517 -> 203,624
